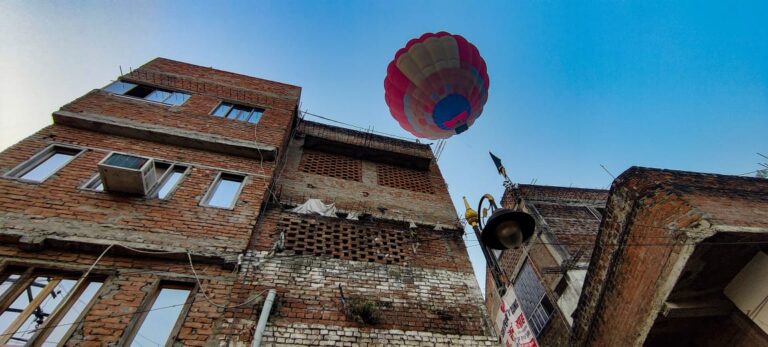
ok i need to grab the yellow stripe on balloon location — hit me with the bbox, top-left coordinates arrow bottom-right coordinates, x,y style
396,35 -> 460,88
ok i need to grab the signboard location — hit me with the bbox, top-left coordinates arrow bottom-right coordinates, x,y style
496,287 -> 538,347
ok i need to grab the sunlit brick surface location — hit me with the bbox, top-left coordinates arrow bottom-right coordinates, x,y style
376,163 -> 434,194
299,150 -> 362,181
281,215 -> 408,265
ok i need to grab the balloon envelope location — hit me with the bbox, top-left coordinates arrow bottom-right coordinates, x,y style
384,32 -> 489,139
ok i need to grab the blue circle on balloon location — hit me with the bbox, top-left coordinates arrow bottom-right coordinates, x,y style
433,94 -> 471,131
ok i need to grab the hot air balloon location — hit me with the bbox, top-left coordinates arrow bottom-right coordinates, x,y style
384,32 -> 489,139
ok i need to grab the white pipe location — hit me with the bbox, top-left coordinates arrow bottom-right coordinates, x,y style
251,289 -> 276,347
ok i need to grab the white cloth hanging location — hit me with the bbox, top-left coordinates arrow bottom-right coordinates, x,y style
290,199 -> 337,217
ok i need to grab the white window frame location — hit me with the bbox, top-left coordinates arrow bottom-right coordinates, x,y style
199,172 -> 246,210
102,81 -> 190,107
148,163 -> 189,200
122,281 -> 195,347
209,101 -> 264,123
80,173 -> 105,192
4,144 -> 84,183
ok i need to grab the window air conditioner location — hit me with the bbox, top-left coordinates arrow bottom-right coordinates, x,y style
98,152 -> 157,195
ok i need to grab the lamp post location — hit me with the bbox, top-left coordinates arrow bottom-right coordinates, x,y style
463,194 -> 535,296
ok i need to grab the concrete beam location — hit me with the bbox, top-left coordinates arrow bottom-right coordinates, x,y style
662,297 -> 734,318
303,135 -> 432,170
53,110 -> 277,161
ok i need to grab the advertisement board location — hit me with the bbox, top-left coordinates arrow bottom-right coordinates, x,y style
496,287 -> 538,347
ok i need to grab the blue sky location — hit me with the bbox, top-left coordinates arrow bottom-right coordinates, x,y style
2,1 -> 766,291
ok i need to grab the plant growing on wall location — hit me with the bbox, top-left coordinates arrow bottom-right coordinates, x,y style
346,298 -> 381,325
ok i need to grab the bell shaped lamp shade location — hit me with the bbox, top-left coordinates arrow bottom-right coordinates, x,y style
481,209 -> 536,250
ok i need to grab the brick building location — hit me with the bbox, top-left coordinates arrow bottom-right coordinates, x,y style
484,168 -> 768,346
0,58 -> 496,346
571,167 -> 768,346
483,184 -> 608,346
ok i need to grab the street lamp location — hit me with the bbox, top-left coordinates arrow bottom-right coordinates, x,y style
463,194 -> 536,294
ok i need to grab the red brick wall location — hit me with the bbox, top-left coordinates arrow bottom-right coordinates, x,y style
139,58 -> 301,102
253,209 -> 473,273
278,129 -> 457,226
0,245 -> 235,346
0,125 -> 272,257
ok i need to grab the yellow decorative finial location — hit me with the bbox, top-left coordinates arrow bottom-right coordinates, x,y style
463,196 -> 478,226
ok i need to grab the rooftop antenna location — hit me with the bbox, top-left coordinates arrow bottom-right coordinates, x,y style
757,153 -> 768,178
119,65 -> 123,76
600,164 -> 616,179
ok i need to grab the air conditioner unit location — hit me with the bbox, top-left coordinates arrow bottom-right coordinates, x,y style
98,152 -> 157,195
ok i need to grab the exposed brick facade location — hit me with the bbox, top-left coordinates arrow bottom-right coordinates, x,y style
484,184 -> 607,346
484,168 -> 768,346
571,168 -> 768,346
0,58 -> 494,346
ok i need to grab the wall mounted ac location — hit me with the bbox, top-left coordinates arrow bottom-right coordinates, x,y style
98,152 -> 157,195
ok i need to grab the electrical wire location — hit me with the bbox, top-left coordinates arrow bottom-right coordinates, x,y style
301,110 -> 420,143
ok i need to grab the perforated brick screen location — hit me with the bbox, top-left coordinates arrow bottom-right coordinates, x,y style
280,215 -> 409,265
376,164 -> 435,194
299,149 -> 362,181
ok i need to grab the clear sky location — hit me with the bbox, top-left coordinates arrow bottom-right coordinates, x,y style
2,1 -> 766,291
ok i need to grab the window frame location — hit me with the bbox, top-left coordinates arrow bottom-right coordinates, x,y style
199,172 -> 246,210
512,258 -> 555,337
4,144 -> 85,184
209,101 -> 264,124
122,281 -> 195,347
148,163 -> 189,200
80,173 -> 105,192
0,267 -> 106,347
102,80 -> 190,107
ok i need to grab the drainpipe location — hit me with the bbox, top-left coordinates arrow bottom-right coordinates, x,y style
251,289 -> 277,347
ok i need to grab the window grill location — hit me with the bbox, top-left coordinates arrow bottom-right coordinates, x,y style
513,260 -> 554,336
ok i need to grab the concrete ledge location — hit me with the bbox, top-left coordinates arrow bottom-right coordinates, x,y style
303,135 -> 431,170
53,110 -> 277,161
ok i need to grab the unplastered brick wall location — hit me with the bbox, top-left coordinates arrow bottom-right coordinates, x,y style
0,245 -> 236,346
278,136 -> 457,226
299,150 -> 362,182
62,58 -> 299,147
260,322 -> 498,346
376,163 -> 435,194
484,184 -> 608,344
136,58 -> 301,107
253,209 -> 472,272
299,121 -> 433,160
0,125 -> 272,258
531,202 -> 602,260
234,250 -> 493,337
571,167 -> 768,346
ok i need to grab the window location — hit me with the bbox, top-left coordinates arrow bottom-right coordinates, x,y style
126,283 -> 193,347
513,260 -> 555,336
103,81 -> 190,106
82,161 -> 188,199
201,173 -> 245,209
211,102 -> 263,124
0,269 -> 104,346
5,145 -> 83,183
152,163 -> 188,200
81,174 -> 105,192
